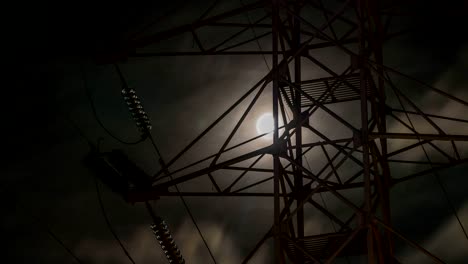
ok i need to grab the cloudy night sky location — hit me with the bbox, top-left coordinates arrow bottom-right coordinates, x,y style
2,0 -> 468,263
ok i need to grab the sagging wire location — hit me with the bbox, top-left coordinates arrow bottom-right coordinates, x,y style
71,111 -> 181,264
0,116 -> 86,263
65,115 -> 138,264
94,178 -> 138,264
19,203 -> 85,264
81,63 -> 147,145
115,64 -> 217,264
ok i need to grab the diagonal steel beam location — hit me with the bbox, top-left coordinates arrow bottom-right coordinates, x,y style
153,145 -> 272,190
133,1 -> 265,48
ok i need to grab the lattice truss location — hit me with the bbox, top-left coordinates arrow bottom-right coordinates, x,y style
104,0 -> 468,263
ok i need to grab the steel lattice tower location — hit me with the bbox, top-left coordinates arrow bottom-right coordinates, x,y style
94,0 -> 468,263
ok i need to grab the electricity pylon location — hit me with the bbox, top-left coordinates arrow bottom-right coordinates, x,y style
95,0 -> 468,263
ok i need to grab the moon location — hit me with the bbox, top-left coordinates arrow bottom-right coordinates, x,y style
256,113 -> 276,138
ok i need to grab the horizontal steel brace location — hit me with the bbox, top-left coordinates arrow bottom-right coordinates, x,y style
126,182 -> 369,202
369,133 -> 468,141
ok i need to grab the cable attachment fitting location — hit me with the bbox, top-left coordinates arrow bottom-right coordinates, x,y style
151,218 -> 185,264
121,87 -> 152,134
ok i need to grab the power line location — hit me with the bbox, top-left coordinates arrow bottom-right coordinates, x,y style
2,116 -> 86,263
198,0 -> 221,21
65,114 -> 138,263
81,64 -> 146,145
63,115 -> 100,150
12,202 -> 85,264
240,0 -> 271,71
148,135 -> 218,264
191,0 -> 221,49
94,177 -> 138,264
128,0 -> 191,41
113,60 -> 217,263
40,221 -> 85,264
386,72 -> 468,243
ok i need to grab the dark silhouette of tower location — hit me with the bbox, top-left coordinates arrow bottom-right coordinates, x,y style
92,0 -> 468,263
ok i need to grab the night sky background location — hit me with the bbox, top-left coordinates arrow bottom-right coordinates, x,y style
2,0 -> 468,263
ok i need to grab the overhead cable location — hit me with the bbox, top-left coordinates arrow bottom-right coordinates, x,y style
94,177 -> 138,264
114,63 -> 217,263
81,64 -> 146,145
386,72 -> 468,243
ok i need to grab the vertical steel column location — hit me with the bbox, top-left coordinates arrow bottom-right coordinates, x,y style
272,0 -> 282,262
368,0 -> 394,259
293,1 -> 304,263
357,0 -> 375,263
